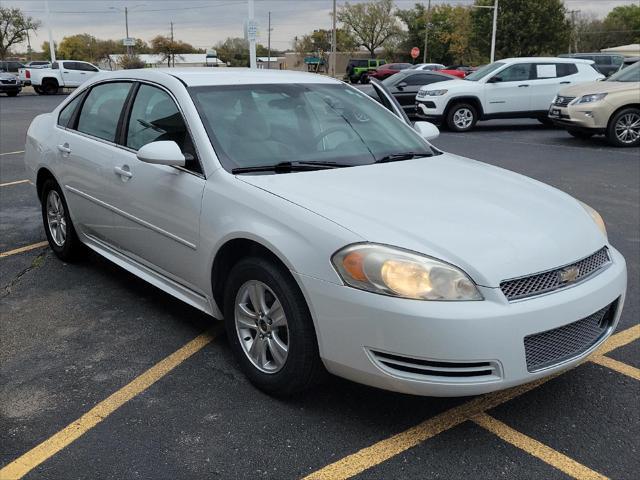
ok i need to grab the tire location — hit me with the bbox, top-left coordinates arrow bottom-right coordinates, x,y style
42,79 -> 59,95
34,86 -> 43,94
41,178 -> 85,261
446,103 -> 478,132
537,116 -> 554,127
360,73 -> 369,84
349,76 -> 358,84
606,107 -> 640,147
223,256 -> 324,396
567,128 -> 594,139
6,91 -> 18,97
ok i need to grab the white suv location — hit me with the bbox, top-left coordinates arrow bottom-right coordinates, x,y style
416,57 -> 604,131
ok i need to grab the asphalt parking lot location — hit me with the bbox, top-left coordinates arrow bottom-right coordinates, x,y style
1,93 -> 638,480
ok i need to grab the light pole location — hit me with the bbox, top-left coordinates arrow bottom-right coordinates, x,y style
423,0 -> 431,64
330,0 -> 336,77
110,4 -> 146,55
473,0 -> 498,63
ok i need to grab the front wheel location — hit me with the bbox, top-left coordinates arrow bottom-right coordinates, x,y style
446,103 -> 477,132
6,91 -> 19,97
223,257 -> 324,396
607,107 -> 640,147
41,179 -> 85,261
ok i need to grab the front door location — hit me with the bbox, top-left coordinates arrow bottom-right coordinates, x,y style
106,83 -> 206,287
484,63 -> 534,114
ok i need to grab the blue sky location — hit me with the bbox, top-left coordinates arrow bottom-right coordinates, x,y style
6,0 -> 637,52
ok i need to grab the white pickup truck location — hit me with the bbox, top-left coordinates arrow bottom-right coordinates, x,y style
26,60 -> 101,95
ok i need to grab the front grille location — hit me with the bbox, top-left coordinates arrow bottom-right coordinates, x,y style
370,350 -> 500,380
554,96 -> 575,107
524,301 -> 616,372
500,247 -> 610,301
1,79 -> 16,84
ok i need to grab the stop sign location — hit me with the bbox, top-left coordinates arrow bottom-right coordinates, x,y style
411,47 -> 420,59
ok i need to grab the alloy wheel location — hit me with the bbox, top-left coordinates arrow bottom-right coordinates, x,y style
615,112 -> 640,144
235,280 -> 289,374
46,190 -> 67,247
453,108 -> 474,129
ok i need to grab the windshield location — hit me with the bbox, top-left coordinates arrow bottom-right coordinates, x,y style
464,62 -> 504,81
189,83 -> 435,172
607,62 -> 639,82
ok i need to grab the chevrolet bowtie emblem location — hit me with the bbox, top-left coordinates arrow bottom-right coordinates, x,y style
558,265 -> 580,284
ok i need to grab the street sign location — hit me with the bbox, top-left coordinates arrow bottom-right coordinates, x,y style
244,20 -> 258,42
411,47 -> 420,59
122,38 -> 135,47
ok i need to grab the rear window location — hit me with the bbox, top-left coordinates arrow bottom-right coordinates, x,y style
556,63 -> 578,77
77,82 -> 132,142
57,94 -> 84,128
351,60 -> 368,67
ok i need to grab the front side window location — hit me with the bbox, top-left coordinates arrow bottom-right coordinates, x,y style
57,94 -> 84,127
497,63 -> 533,82
190,83 -> 435,172
126,84 -> 200,172
405,74 -> 444,86
77,82 -> 131,142
465,62 -> 504,81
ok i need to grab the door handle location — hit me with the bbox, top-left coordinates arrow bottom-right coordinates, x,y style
80,72 -> 86,75
57,143 -> 71,154
114,165 -> 133,179
518,84 -> 529,87
559,81 -> 571,84
63,71 -> 69,73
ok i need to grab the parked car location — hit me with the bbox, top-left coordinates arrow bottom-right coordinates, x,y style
416,57 -> 604,131
0,71 -> 22,96
411,63 -> 446,71
25,69 -> 626,397
0,60 -> 25,73
28,60 -> 101,95
549,61 -> 640,147
367,63 -> 413,81
19,61 -> 51,85
559,53 -> 624,77
345,58 -> 386,84
360,70 -> 457,116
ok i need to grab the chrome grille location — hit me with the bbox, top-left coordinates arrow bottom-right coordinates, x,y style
524,302 -> 616,372
500,248 -> 610,301
554,96 -> 575,107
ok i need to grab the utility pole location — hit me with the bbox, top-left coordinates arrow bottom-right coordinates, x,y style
248,0 -> 257,69
423,0 -> 431,64
568,9 -> 580,53
44,0 -> 56,62
125,7 -> 130,55
267,11 -> 271,69
330,0 -> 336,77
490,0 -> 498,63
170,21 -> 175,67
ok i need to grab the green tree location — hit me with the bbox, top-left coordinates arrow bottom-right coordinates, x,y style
214,37 -> 270,67
294,28 -> 357,56
337,0 -> 401,57
150,35 -> 198,67
574,6 -> 640,52
471,0 -> 570,61
0,7 -> 41,59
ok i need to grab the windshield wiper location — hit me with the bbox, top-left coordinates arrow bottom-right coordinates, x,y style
374,152 -> 433,163
232,161 -> 350,174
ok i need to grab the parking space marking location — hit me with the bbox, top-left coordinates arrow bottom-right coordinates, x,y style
303,324 -> 640,480
0,241 -> 48,259
472,412 -> 607,480
0,327 -> 220,480
0,150 -> 25,156
0,179 -> 29,187
590,354 -> 640,380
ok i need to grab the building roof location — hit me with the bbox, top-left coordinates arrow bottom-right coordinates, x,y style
601,44 -> 640,56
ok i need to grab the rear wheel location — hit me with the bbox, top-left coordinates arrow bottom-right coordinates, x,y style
446,103 -> 477,132
360,73 -> 369,84
567,128 -> 594,139
41,179 -> 85,261
223,256 -> 324,396
34,86 -> 43,94
42,79 -> 59,95
6,91 -> 18,97
607,107 -> 640,147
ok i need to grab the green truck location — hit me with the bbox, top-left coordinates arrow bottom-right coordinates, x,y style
345,58 -> 386,83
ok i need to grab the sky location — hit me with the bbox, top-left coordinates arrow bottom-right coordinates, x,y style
6,0 -> 638,52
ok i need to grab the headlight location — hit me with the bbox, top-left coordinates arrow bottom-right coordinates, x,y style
423,89 -> 448,96
578,201 -> 607,238
331,244 -> 483,301
574,93 -> 607,104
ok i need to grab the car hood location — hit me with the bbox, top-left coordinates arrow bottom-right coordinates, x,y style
559,81 -> 638,97
419,79 -> 471,92
239,154 -> 606,288
0,72 -> 17,80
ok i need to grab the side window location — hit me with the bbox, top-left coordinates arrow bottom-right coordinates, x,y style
63,62 -> 79,71
77,82 -> 131,142
534,64 -> 557,79
126,84 -> 200,173
405,74 -> 437,86
78,62 -> 98,72
498,63 -> 533,82
556,63 -> 578,77
57,94 -> 84,127
595,56 -> 611,66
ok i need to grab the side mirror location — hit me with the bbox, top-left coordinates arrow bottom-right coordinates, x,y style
397,81 -> 407,90
488,75 -> 502,83
414,121 -> 440,141
136,141 -> 186,166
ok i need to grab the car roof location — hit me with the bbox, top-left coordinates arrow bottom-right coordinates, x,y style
501,57 -> 594,64
95,68 -> 342,87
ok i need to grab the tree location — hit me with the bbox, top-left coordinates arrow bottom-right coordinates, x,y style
294,28 -> 357,56
214,37 -> 270,67
150,35 -> 197,67
119,54 -> 145,69
0,7 -> 41,59
574,6 -> 640,52
337,0 -> 401,57
471,0 -> 570,61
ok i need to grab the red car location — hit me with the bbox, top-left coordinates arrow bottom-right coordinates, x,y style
367,63 -> 413,81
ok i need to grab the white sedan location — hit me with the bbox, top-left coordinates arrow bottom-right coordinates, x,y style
25,69 -> 626,397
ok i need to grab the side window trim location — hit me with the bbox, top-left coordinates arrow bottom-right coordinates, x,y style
75,81 -> 134,143
117,82 -> 141,146
57,90 -> 88,129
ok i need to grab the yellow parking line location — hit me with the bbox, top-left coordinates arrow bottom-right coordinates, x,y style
590,355 -> 640,380
472,413 -> 608,480
0,179 -> 30,187
0,241 -> 48,259
0,327 -> 219,480
0,150 -> 25,156
303,324 -> 639,480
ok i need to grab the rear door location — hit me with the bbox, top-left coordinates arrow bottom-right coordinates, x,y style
60,62 -> 84,87
484,63 -> 533,114
76,62 -> 100,85
528,62 -> 580,111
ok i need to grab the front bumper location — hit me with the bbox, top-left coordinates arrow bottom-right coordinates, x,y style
0,83 -> 21,93
548,102 -> 608,132
296,247 -> 626,396
416,96 -> 447,122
